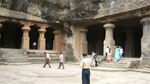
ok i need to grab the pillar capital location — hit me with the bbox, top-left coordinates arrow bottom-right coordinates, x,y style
21,21 -> 32,27
22,27 -> 30,31
140,17 -> 150,36
79,28 -> 88,32
103,23 -> 115,29
39,24 -> 49,29
38,28 -> 46,32
140,17 -> 150,25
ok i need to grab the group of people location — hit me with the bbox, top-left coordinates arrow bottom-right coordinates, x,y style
43,52 -> 65,69
104,46 -> 124,62
42,46 -> 123,84
80,45 -> 124,84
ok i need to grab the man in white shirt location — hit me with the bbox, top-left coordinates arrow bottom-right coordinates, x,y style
104,46 -> 110,61
43,52 -> 51,68
80,53 -> 93,84
57,52 -> 65,69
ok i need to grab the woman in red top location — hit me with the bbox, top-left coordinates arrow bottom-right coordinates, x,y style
107,48 -> 112,62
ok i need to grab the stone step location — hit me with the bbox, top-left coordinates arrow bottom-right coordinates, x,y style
0,58 -> 7,62
4,62 -> 30,65
6,59 -> 28,62
0,61 -> 30,65
99,57 -> 140,69
27,56 -> 59,64
99,62 -> 126,68
0,48 -> 28,65
0,48 -> 24,54
100,62 -> 126,67
0,62 -> 7,65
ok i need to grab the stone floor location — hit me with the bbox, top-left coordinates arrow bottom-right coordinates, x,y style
0,63 -> 150,84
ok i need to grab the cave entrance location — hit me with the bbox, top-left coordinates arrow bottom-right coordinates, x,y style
0,21 -> 23,49
86,17 -> 142,58
114,18 -> 142,58
87,24 -> 105,55
45,28 -> 54,50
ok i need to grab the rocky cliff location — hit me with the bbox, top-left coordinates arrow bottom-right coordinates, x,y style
0,0 -> 101,22
0,0 -> 149,22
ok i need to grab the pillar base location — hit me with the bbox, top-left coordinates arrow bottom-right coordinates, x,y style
142,57 -> 150,65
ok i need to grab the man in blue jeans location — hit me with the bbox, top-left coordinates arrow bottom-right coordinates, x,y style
80,53 -> 93,84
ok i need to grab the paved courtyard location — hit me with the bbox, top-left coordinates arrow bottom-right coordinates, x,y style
0,63 -> 150,84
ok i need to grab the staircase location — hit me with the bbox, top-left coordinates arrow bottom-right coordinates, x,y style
26,50 -> 59,64
99,57 -> 140,69
0,48 -> 29,65
0,49 -> 59,64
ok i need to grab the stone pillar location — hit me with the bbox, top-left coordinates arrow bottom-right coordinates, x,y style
103,23 -> 115,54
38,27 -> 46,50
79,28 -> 88,55
140,17 -> 150,65
125,28 -> 135,57
22,25 -> 30,49
53,30 -> 62,53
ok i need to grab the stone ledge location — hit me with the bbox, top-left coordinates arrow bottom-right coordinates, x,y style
91,67 -> 150,73
0,7 -> 47,23
95,0 -> 150,19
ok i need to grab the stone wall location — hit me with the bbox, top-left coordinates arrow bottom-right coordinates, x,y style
1,0 -> 149,21
95,0 -> 150,18
61,23 -> 77,61
0,7 -> 46,22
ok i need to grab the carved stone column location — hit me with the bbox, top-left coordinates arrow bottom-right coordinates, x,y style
103,23 -> 115,54
140,17 -> 150,65
53,30 -> 62,53
38,27 -> 46,50
125,28 -> 135,57
22,24 -> 30,49
79,28 -> 88,56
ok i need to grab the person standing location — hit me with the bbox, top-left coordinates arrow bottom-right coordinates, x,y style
32,42 -> 37,49
43,52 -> 51,68
114,46 -> 121,62
104,46 -> 110,61
80,53 -> 93,84
57,52 -> 65,69
107,48 -> 112,62
119,46 -> 124,59
91,52 -> 98,67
